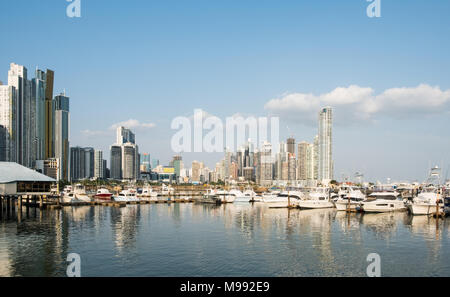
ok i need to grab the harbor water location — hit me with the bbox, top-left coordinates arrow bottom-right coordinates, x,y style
0,202 -> 449,277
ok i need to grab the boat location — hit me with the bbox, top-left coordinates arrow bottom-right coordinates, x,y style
138,186 -> 158,201
298,187 -> 334,209
114,189 -> 139,202
159,184 -> 175,196
94,188 -> 113,201
213,190 -> 236,203
361,188 -> 406,213
73,184 -> 92,202
201,189 -> 222,204
408,166 -> 444,215
335,187 -> 366,211
263,190 -> 302,208
229,188 -> 249,203
61,185 -> 79,203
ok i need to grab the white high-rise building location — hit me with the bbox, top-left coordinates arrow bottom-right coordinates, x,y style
94,150 -> 104,179
318,107 -> 333,183
0,84 -> 16,162
259,141 -> 273,186
8,63 -> 33,167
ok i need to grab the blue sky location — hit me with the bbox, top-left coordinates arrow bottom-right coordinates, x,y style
1,0 -> 450,182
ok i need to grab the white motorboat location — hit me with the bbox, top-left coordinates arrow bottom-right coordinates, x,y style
361,190 -> 406,213
138,186 -> 158,201
61,185 -> 79,203
159,184 -> 175,196
266,190 -> 303,208
228,188 -> 246,202
408,187 -> 443,215
298,187 -> 334,209
73,184 -> 92,202
335,187 -> 366,211
114,190 -> 139,202
214,190 -> 236,203
408,166 -> 444,215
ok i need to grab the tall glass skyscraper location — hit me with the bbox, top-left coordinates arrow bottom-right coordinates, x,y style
54,93 -> 70,180
318,107 -> 333,182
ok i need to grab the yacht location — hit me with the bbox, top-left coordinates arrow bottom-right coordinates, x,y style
114,190 -> 139,202
263,190 -> 302,208
94,188 -> 113,201
159,184 -> 175,196
408,166 -> 444,215
408,187 -> 443,215
335,187 -> 366,211
213,190 -> 236,203
361,189 -> 406,213
61,185 -> 78,203
201,189 -> 221,204
228,188 -> 246,202
298,187 -> 334,209
73,184 -> 92,202
138,186 -> 158,201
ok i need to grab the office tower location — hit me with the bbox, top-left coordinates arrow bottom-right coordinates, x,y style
0,84 -> 16,162
44,69 -> 54,159
313,135 -> 319,180
288,153 -> 296,181
94,150 -> 104,179
70,146 -> 85,181
32,69 -> 46,161
275,141 -> 286,180
122,143 -> 137,180
243,167 -> 254,182
8,63 -> 32,167
191,160 -> 201,182
318,107 -> 333,182
116,126 -> 135,145
172,155 -> 182,177
230,162 -> 238,180
140,153 -> 151,172
103,159 -> 108,179
259,142 -> 273,186
110,145 -> 122,179
54,93 -> 70,180
306,143 -> 315,180
297,142 -> 309,180
151,159 -> 159,169
287,137 -> 296,155
84,147 -> 95,178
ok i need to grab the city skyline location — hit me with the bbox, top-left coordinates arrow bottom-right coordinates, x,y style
1,1 -> 450,182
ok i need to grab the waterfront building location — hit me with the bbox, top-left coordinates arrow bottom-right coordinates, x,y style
191,160 -> 202,183
313,135 -> 319,180
53,93 -> 70,180
318,107 -> 333,183
84,147 -> 95,179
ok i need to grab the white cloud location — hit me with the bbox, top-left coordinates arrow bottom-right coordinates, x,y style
110,119 -> 156,130
264,84 -> 450,125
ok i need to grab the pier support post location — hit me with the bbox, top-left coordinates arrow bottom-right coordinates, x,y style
39,196 -> 43,209
0,196 -> 3,219
11,196 -> 15,215
6,196 -> 10,216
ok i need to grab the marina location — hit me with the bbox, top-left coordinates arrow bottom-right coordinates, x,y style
0,202 -> 449,277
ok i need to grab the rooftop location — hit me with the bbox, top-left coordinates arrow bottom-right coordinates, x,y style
0,162 -> 55,183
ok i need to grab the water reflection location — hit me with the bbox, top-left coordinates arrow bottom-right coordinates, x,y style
0,203 -> 448,276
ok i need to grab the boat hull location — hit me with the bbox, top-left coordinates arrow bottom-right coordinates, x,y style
335,201 -> 360,211
299,200 -> 334,209
408,203 -> 443,215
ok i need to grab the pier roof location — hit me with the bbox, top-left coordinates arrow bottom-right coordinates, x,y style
0,162 -> 55,183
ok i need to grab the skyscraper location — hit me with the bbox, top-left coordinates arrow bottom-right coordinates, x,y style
8,63 -> 32,167
297,142 -> 309,180
54,93 -> 70,180
32,69 -> 46,161
259,141 -> 273,186
116,126 -> 135,145
110,145 -> 122,179
318,107 -> 333,182
287,137 -> 296,155
0,83 -> 16,162
44,69 -> 54,160
94,150 -> 104,179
